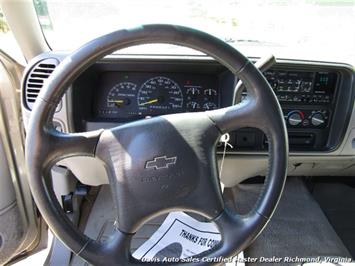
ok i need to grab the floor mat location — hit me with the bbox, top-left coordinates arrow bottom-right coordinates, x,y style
71,178 -> 352,265
313,182 -> 355,258
70,186 -> 168,266
228,178 -> 351,265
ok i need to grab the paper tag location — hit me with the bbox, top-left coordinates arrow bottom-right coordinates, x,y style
132,212 -> 221,262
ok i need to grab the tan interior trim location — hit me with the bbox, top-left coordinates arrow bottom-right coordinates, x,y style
0,0 -> 50,61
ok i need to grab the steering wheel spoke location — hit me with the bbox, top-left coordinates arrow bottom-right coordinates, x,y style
196,208 -> 269,261
38,127 -> 104,169
206,99 -> 261,133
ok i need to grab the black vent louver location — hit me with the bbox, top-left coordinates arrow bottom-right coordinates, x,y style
24,58 -> 59,110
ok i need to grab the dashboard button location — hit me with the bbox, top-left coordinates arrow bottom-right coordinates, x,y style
302,119 -> 310,126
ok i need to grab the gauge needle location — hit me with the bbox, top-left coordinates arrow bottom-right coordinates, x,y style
108,100 -> 125,104
139,98 -> 159,106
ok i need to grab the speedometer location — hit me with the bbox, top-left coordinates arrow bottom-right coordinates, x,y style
137,77 -> 183,113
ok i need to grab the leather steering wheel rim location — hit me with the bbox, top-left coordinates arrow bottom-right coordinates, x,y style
25,24 -> 288,265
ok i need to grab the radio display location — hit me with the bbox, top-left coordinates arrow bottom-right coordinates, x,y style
263,70 -> 338,105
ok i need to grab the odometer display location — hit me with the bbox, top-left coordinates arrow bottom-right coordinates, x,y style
137,76 -> 183,114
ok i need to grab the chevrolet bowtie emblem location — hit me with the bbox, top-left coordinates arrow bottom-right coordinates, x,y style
145,156 -> 177,170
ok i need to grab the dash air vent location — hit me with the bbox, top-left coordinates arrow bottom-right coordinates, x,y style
24,58 -> 59,110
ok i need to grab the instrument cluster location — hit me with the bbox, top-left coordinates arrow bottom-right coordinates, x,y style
94,72 -> 219,120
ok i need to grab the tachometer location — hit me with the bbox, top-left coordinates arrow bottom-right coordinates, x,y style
137,77 -> 183,113
107,82 -> 137,108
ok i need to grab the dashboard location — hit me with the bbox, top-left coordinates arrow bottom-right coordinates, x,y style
65,58 -> 353,153
94,72 -> 219,121
21,53 -> 355,185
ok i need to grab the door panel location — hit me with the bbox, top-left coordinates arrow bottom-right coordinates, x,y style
0,51 -> 45,265
0,142 -> 24,263
0,137 -> 16,210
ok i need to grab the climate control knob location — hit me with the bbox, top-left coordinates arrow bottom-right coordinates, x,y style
287,111 -> 303,126
311,112 -> 325,126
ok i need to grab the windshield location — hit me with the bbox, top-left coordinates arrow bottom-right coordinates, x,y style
35,0 -> 355,65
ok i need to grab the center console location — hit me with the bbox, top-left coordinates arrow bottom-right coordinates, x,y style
267,70 -> 336,127
230,66 -> 348,152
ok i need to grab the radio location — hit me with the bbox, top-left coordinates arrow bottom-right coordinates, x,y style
263,70 -> 337,105
229,69 -> 339,152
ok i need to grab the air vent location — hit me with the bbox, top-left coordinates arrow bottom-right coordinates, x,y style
24,58 -> 59,110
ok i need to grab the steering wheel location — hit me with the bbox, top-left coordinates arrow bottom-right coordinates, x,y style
26,24 -> 288,265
